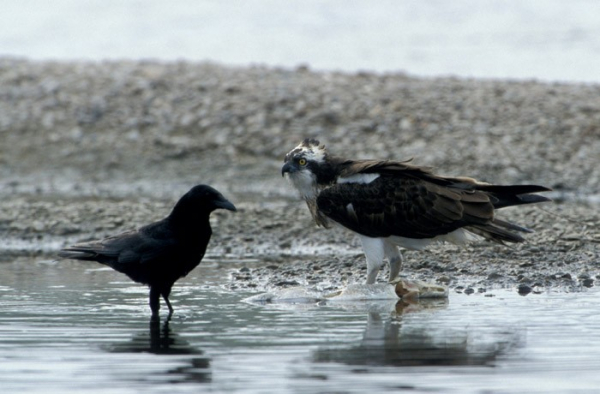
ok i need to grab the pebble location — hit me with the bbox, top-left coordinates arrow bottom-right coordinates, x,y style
582,278 -> 594,288
275,280 -> 300,287
517,284 -> 533,295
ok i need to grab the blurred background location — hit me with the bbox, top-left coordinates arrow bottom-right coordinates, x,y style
2,0 -> 600,83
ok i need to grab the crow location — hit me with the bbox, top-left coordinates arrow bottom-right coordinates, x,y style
59,184 -> 236,318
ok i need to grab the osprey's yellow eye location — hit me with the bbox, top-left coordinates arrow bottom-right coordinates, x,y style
298,158 -> 307,166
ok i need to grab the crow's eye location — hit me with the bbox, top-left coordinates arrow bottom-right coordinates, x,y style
298,158 -> 307,166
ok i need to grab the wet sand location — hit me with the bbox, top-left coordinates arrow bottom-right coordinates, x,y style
0,58 -> 598,293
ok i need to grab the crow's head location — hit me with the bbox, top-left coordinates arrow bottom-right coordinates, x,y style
170,184 -> 236,224
282,139 -> 333,199
187,184 -> 236,211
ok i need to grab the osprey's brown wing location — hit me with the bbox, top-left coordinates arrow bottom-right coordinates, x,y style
317,160 -> 550,243
317,175 -> 495,239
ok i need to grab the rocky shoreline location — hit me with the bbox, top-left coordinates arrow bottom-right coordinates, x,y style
0,58 -> 598,294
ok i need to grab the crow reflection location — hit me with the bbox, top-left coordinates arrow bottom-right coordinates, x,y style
107,320 -> 211,384
313,300 -> 520,367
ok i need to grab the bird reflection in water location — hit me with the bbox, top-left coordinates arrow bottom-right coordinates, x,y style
313,299 -> 521,368
106,318 -> 211,384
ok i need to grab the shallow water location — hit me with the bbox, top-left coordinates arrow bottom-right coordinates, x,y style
1,257 -> 599,393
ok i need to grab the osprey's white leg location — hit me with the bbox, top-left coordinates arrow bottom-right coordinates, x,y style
358,235 -> 386,284
384,239 -> 403,282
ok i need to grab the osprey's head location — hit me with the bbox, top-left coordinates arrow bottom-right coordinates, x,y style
282,138 -> 330,199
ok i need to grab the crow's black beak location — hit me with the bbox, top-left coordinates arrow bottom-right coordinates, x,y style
215,198 -> 237,212
281,162 -> 296,176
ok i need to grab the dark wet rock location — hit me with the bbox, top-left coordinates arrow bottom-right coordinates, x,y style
517,284 -> 533,295
464,287 -> 475,295
275,280 -> 301,287
487,272 -> 503,280
582,278 -> 594,288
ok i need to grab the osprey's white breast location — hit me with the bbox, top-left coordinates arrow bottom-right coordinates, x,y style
337,173 -> 380,184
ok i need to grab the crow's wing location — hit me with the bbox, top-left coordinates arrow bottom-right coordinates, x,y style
59,221 -> 179,266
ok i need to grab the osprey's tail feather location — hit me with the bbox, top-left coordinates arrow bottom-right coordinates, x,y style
476,184 -> 552,209
466,216 -> 536,245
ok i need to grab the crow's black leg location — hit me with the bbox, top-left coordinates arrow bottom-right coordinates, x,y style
163,296 -> 174,319
162,288 -> 174,319
149,287 -> 160,318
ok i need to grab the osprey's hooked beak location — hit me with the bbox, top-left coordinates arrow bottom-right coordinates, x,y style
281,162 -> 296,176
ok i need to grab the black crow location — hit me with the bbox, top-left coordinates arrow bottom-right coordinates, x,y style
59,184 -> 236,318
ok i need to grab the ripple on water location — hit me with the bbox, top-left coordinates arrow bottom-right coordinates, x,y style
1,259 -> 600,393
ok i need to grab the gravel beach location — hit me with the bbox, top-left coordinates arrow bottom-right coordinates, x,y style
1,58 -> 598,294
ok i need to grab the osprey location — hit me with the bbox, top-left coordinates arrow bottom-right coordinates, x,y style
282,139 -> 551,284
